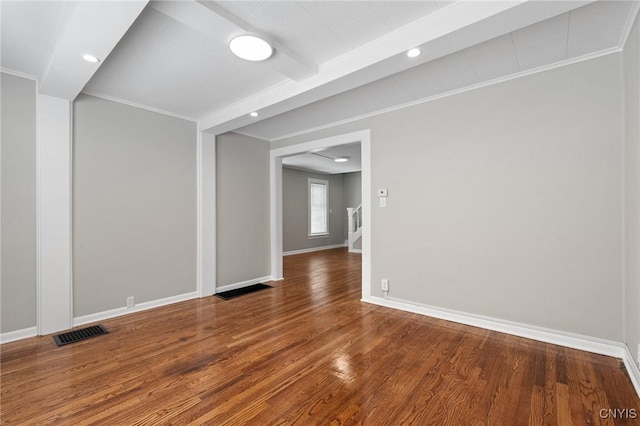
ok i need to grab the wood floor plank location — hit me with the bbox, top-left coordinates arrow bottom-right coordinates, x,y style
529,385 -> 545,426
542,344 -> 558,425
556,383 -> 573,426
1,248 -> 638,425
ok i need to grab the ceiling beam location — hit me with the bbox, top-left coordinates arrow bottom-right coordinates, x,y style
150,0 -> 318,82
39,1 -> 148,100
199,0 -> 594,136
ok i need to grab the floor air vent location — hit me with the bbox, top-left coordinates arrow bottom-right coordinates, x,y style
215,283 -> 273,300
53,325 -> 109,347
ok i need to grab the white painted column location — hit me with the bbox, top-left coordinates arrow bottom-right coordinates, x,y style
199,132 -> 216,296
361,135 -> 372,300
270,156 -> 283,280
37,95 -> 73,335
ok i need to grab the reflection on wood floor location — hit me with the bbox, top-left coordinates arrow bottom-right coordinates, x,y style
1,248 -> 638,424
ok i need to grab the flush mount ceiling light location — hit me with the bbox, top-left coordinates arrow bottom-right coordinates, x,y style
407,48 -> 421,58
229,35 -> 273,61
82,54 -> 100,63
334,157 -> 349,163
250,111 -> 259,117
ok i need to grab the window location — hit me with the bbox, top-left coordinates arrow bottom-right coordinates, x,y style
308,178 -> 329,236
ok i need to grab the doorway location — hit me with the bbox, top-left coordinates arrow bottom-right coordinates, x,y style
269,129 -> 371,299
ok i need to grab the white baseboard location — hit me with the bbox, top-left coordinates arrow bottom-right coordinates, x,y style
283,244 -> 346,256
73,291 -> 198,327
0,326 -> 38,344
349,249 -> 362,254
364,295 -> 640,398
622,345 -> 640,398
216,275 -> 273,293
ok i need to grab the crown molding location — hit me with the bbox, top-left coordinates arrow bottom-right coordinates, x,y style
1,68 -> 39,82
270,46 -> 622,143
81,91 -> 197,123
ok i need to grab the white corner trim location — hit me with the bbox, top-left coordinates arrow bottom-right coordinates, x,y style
622,345 -> 640,398
80,91 -> 197,123
216,275 -> 273,293
196,124 -> 203,297
35,79 -> 42,336
364,295 -> 628,359
73,291 -> 198,328
270,47 -> 622,143
283,244 -> 346,256
0,327 -> 38,344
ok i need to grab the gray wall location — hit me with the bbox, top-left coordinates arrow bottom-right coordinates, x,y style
624,15 -> 640,363
73,94 -> 197,316
1,73 -> 37,333
273,54 -> 624,341
343,171 -> 362,210
217,132 -> 270,286
283,167 -> 345,252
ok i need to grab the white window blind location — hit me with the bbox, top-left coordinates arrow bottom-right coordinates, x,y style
309,179 -> 328,235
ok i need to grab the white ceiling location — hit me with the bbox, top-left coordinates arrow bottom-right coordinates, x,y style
236,0 -> 638,141
1,1 -> 638,140
0,1 -> 79,79
283,142 -> 362,174
1,1 -> 148,99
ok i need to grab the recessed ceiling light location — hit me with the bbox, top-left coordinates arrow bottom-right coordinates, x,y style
407,48 -> 421,58
82,54 -> 100,63
250,111 -> 259,117
334,157 -> 349,163
229,35 -> 273,61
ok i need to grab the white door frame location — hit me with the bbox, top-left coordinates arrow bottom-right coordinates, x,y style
269,129 -> 371,300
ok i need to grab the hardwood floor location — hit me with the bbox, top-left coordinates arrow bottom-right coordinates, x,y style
1,248 -> 638,425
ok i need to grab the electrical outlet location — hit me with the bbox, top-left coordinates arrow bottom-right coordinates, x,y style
126,296 -> 135,309
381,279 -> 389,292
